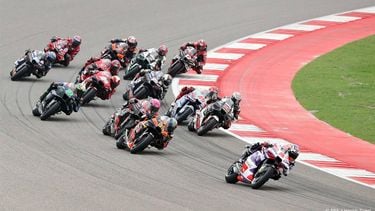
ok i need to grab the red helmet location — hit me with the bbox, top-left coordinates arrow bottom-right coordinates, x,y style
72,35 -> 82,48
110,75 -> 121,88
158,45 -> 168,56
110,60 -> 121,75
126,36 -> 137,51
196,39 -> 207,51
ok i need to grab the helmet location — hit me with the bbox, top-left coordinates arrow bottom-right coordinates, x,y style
45,51 -> 56,63
196,39 -> 207,51
166,117 -> 177,134
206,86 -> 219,101
158,45 -> 168,56
126,36 -> 137,50
110,75 -> 121,88
72,35 -> 82,48
110,60 -> 121,75
162,74 -> 172,86
288,144 -> 300,161
231,92 -> 241,103
149,98 -> 161,113
161,116 -> 177,134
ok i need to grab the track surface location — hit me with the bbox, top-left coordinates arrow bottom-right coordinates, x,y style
1,1 -> 375,210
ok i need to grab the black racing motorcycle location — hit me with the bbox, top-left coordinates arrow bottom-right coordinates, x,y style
123,71 -> 165,101
188,98 -> 234,136
32,86 -> 78,120
10,50 -> 46,81
167,46 -> 197,77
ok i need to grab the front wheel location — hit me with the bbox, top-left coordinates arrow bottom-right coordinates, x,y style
225,164 -> 239,184
133,86 -> 148,100
251,165 -> 275,189
175,107 -> 194,124
123,64 -> 140,80
116,135 -> 127,150
197,118 -> 217,136
10,65 -> 29,81
80,87 -> 96,105
40,101 -> 61,120
130,134 -> 153,154
168,60 -> 185,77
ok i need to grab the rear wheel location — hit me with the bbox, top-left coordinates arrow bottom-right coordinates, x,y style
40,101 -> 61,120
197,118 -> 217,136
168,61 -> 185,77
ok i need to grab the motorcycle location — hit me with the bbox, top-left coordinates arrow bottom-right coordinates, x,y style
123,50 -> 158,80
102,101 -> 144,139
32,86 -> 77,120
116,118 -> 166,154
225,145 -> 290,189
80,72 -> 112,105
123,71 -> 165,101
167,46 -> 197,77
188,98 -> 234,136
10,50 -> 46,81
100,43 -> 126,67
166,91 -> 206,124
45,41 -> 71,66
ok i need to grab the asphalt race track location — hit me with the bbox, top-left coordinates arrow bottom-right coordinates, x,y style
1,1 -> 375,210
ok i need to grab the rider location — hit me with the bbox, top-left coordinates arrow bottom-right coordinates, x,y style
137,45 -> 168,71
110,35 -> 138,67
80,58 -> 121,76
176,39 -> 207,74
130,71 -> 172,100
221,92 -> 241,129
127,116 -> 178,150
236,142 -> 300,183
46,35 -> 81,62
15,50 -> 56,78
112,98 -> 161,136
36,82 -> 80,115
81,71 -> 121,100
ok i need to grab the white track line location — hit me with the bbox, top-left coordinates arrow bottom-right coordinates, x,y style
314,15 -> 361,22
249,32 -> 293,40
203,63 -> 229,71
207,52 -> 244,60
224,42 -> 266,50
279,23 -> 325,31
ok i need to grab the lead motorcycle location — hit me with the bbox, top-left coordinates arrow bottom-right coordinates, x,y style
188,97 -> 234,136
123,71 -> 165,101
166,91 -> 206,124
167,46 -> 197,77
116,118 -> 166,154
32,86 -> 78,120
225,145 -> 292,189
10,50 -> 47,81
